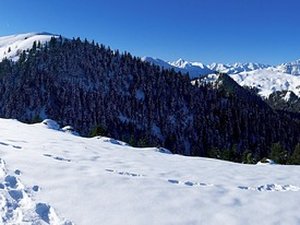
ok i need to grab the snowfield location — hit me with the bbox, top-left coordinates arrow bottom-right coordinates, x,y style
231,68 -> 300,98
0,33 -> 57,62
0,118 -> 300,225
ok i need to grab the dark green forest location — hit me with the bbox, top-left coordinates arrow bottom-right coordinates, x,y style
0,36 -> 299,164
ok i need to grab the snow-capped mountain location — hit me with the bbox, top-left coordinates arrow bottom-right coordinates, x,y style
169,58 -> 213,77
230,68 -> 300,98
143,56 -> 300,99
141,56 -> 174,70
198,69 -> 300,99
142,57 -> 213,78
143,57 -> 271,78
208,63 -> 232,73
1,118 -> 300,225
209,62 -> 271,74
276,59 -> 300,76
0,32 -> 58,62
0,32 -> 299,101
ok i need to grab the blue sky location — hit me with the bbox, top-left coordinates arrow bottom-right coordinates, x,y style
0,0 -> 299,64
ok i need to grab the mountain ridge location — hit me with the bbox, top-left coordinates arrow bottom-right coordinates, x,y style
0,34 -> 299,161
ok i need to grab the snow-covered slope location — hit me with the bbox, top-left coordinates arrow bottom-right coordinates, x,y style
276,59 -> 300,76
0,32 -> 58,62
231,68 -> 300,98
169,58 -> 213,77
143,57 -> 271,78
209,62 -> 271,74
142,57 -> 213,78
1,118 -> 300,225
141,56 -> 174,70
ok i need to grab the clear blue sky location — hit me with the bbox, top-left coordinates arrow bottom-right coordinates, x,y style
1,0 -> 299,64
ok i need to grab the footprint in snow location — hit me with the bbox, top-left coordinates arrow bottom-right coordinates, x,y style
0,141 -> 22,149
43,154 -> 71,162
168,179 -> 214,187
238,184 -> 300,192
14,169 -> 21,175
0,158 -> 74,225
4,175 -> 18,188
105,169 -> 145,177
32,185 -> 40,192
0,142 -> 9,146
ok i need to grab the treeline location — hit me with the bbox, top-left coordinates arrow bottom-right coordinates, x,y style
0,36 -> 300,163
208,142 -> 300,165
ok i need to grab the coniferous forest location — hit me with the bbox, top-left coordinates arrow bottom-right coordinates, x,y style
0,37 -> 300,163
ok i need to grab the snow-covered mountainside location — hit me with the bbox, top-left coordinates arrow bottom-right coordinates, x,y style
276,59 -> 300,76
209,62 -> 271,74
0,32 -> 58,62
231,68 -> 300,98
0,118 -> 300,225
142,57 -> 213,78
141,56 -> 174,70
143,57 -> 271,77
169,58 -> 213,78
143,57 -> 300,99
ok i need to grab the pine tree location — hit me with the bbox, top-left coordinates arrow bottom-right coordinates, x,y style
270,143 -> 288,164
288,144 -> 300,165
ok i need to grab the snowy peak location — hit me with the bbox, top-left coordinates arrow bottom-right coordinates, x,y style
230,68 -> 300,98
208,63 -> 231,72
209,62 -> 271,74
141,56 -> 174,70
143,57 -> 213,78
169,58 -> 211,71
276,59 -> 300,76
0,32 -> 58,62
169,58 -> 191,68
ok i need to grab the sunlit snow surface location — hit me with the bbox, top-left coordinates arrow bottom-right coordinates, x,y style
0,33 -> 57,62
0,118 -> 300,225
231,68 -> 300,98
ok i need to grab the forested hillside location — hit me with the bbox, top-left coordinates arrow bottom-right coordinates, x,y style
0,36 -> 299,162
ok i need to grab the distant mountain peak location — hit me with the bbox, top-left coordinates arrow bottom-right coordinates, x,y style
276,59 -> 300,76
170,58 -> 191,68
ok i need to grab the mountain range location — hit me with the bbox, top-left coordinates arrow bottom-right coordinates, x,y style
0,32 -> 300,163
143,57 -> 300,99
1,32 -> 300,100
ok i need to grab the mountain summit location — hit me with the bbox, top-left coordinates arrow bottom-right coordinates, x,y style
0,32 -> 58,62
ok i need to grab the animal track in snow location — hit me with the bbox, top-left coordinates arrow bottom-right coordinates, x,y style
167,179 -> 214,187
0,158 -> 73,224
105,169 -> 145,177
0,141 -> 22,150
43,154 -> 71,162
238,184 -> 300,192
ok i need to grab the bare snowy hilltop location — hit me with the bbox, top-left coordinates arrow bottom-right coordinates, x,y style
0,118 -> 300,225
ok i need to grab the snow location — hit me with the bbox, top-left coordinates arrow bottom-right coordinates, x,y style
141,56 -> 174,70
142,57 -> 213,78
143,56 -> 300,98
0,118 -> 300,225
230,68 -> 300,98
208,62 -> 270,74
169,58 -> 213,78
284,91 -> 292,102
276,59 -> 300,76
0,32 -> 58,62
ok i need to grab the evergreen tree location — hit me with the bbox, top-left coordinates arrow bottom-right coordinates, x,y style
270,143 -> 288,164
288,144 -> 300,165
